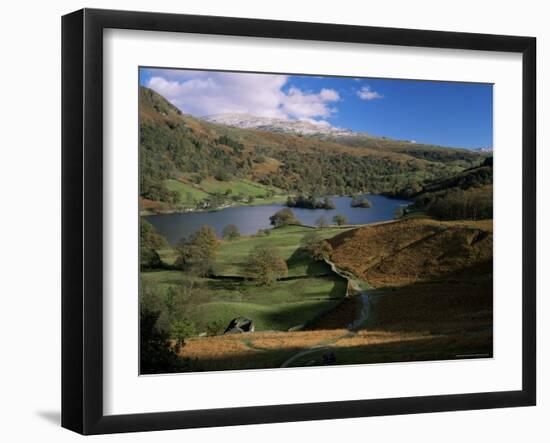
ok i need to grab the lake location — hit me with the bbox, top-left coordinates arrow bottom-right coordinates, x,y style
145,194 -> 411,244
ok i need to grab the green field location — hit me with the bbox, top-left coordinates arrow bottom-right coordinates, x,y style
141,270 -> 346,332
165,179 -> 209,204
142,224 -> 350,333
231,194 -> 287,207
216,225 -> 351,277
161,177 -> 286,211
199,178 -> 278,197
157,225 -> 352,275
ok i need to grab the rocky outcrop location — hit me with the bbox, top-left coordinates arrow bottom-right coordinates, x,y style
224,317 -> 255,334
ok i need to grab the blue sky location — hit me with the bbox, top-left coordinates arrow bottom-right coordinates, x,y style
140,68 -> 493,150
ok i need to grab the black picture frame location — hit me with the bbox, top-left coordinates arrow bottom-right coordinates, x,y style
62,8 -> 536,435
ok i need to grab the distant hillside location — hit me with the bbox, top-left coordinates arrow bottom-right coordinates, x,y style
202,114 -> 490,168
404,157 -> 493,220
203,113 -> 487,170
139,86 -> 488,210
418,157 -> 493,195
323,134 -> 487,168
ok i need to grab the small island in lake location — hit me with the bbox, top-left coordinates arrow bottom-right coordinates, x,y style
286,194 -> 336,209
350,196 -> 372,208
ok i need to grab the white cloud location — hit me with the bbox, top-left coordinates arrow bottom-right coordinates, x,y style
319,88 -> 340,101
281,86 -> 340,119
144,70 -> 341,123
357,85 -> 383,101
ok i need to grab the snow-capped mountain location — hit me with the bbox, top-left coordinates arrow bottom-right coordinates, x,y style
202,113 -> 359,137
473,147 -> 494,153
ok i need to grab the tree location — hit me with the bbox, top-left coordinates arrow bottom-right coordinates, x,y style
245,245 -> 288,285
394,207 -> 405,219
175,225 -> 219,276
286,194 -> 335,209
214,169 -> 231,181
170,318 -> 197,351
351,196 -> 372,208
141,219 -> 168,249
312,240 -> 332,261
269,208 -> 300,227
222,224 -> 240,240
206,320 -> 225,336
301,231 -> 333,261
315,215 -> 327,229
140,308 -> 187,374
322,196 -> 336,209
301,230 -> 322,250
140,220 -> 168,270
140,247 -> 162,270
205,193 -> 225,209
333,214 -> 347,226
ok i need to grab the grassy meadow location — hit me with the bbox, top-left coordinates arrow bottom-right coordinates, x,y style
142,225 -> 351,338
142,270 -> 346,332
165,179 -> 209,204
141,176 -> 286,214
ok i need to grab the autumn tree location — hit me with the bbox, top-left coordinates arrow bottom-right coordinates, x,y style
245,245 -> 288,285
140,220 -> 168,270
333,214 -> 347,226
301,231 -> 333,261
351,196 -> 372,208
175,225 -> 219,276
269,208 -> 300,228
315,215 -> 327,229
322,196 -> 336,209
222,224 -> 240,240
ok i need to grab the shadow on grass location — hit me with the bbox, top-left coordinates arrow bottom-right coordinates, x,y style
366,261 -> 493,335
284,332 -> 493,369
286,247 -> 332,277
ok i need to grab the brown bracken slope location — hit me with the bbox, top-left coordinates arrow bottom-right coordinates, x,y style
327,217 -> 493,346
328,217 -> 492,288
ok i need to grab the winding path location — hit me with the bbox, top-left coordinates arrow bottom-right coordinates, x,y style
280,259 -> 372,368
280,345 -> 334,368
347,292 -> 370,331
324,257 -> 371,331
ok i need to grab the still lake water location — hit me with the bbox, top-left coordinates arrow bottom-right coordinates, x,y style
146,194 -> 410,244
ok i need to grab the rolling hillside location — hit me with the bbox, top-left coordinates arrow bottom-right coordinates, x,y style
328,218 -> 492,287
327,218 -> 492,346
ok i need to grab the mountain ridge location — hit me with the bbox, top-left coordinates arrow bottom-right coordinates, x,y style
202,113 -> 360,138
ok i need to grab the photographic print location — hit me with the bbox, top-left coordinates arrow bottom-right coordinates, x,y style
139,67 -> 493,374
